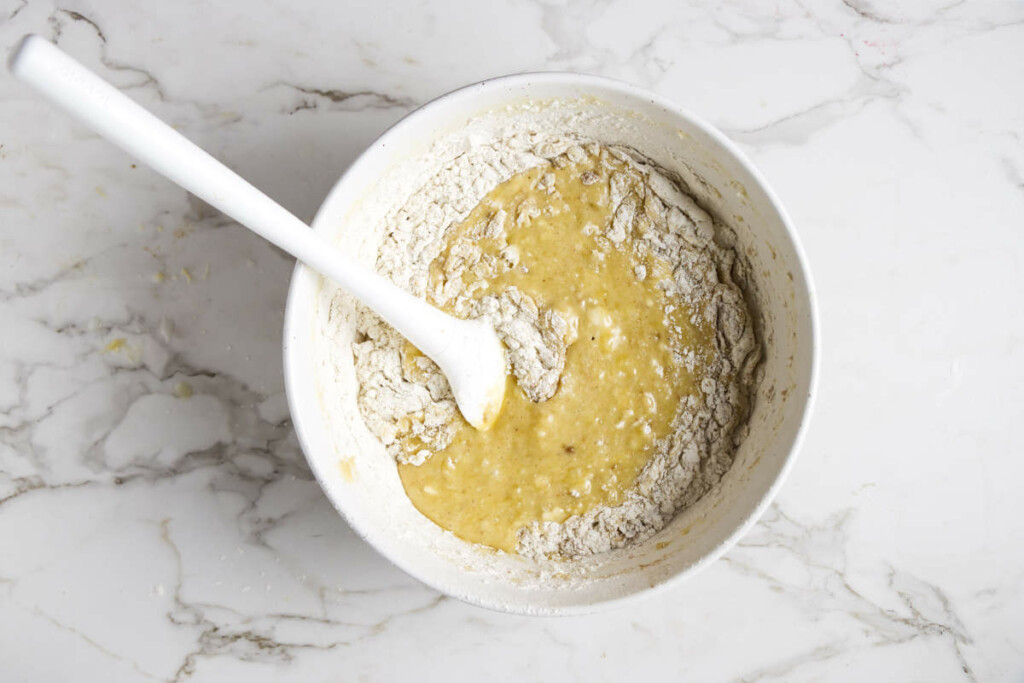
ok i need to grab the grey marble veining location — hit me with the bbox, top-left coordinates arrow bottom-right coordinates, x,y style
0,0 -> 1022,680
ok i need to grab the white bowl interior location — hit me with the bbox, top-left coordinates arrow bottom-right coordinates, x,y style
284,74 -> 816,614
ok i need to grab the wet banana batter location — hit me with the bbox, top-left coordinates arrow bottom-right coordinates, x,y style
397,149 -> 713,552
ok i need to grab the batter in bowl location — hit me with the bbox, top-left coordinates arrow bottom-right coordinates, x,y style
349,138 -> 760,560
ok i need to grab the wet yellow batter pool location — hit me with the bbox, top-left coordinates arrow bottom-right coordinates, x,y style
397,147 -> 712,552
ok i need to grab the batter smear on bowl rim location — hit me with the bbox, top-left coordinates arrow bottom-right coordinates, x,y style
349,139 -> 761,560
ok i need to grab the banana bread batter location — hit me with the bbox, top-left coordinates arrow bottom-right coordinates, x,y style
398,150 -> 711,551
350,138 -> 760,560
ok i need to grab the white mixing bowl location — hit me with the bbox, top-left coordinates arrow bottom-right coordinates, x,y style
283,73 -> 818,615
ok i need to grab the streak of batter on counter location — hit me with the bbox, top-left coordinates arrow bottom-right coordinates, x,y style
348,135 -> 761,561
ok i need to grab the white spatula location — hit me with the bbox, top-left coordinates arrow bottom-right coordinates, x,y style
8,34 -> 507,430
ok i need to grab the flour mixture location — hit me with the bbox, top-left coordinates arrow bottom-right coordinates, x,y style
347,136 -> 760,561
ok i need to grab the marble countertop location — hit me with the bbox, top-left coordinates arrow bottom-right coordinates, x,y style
1,0 -> 1022,680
